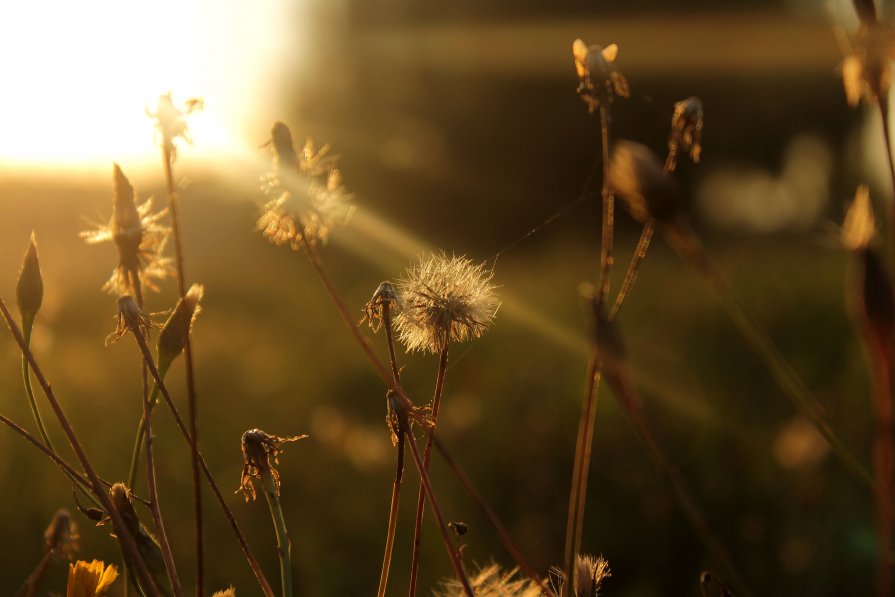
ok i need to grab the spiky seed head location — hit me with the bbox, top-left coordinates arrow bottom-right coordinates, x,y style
667,96 -> 704,170
150,92 -> 203,158
16,232 -> 43,328
157,284 -> 204,370
80,165 -> 171,295
66,560 -> 118,597
238,429 -> 308,501
257,121 -> 353,248
573,554 -> 610,597
436,564 -> 542,597
212,589 -> 237,597
608,140 -> 680,224
45,509 -> 78,559
394,253 -> 501,354
842,186 -> 877,251
572,39 -> 629,113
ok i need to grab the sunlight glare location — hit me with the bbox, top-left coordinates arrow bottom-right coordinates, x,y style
0,0 -> 301,170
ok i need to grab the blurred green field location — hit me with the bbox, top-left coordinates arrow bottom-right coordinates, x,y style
0,164 -> 878,595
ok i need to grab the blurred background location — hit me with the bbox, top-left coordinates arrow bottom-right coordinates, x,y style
0,0 -> 891,595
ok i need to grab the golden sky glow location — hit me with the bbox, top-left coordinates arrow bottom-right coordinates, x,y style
0,0 -> 299,170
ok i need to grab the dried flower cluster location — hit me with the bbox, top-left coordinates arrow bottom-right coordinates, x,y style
394,253 -> 501,354
238,429 -> 308,501
81,164 -> 171,295
362,281 -> 402,332
257,122 -> 352,247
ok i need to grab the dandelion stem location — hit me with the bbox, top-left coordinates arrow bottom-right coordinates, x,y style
260,468 -> 294,597
597,103 -> 615,305
408,345 -> 449,597
866,334 -> 893,597
403,422 -> 474,597
132,277 -> 182,597
562,350 -> 602,597
877,98 -> 895,267
162,142 -> 204,597
20,319 -> 54,451
126,321 -> 277,597
127,379 -> 167,491
431,435 -> 554,595
0,295 -> 161,597
665,225 -> 874,487
376,304 -> 404,597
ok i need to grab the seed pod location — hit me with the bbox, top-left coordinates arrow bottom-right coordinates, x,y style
667,97 -> 704,170
16,233 -> 43,329
608,140 -> 680,224
157,284 -> 204,372
109,484 -> 174,597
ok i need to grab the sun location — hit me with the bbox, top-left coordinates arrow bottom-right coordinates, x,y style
0,0 -> 300,171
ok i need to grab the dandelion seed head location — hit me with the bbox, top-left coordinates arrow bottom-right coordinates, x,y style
394,253 -> 500,354
238,429 -> 308,501
149,92 -> 203,159
80,165 -> 172,295
436,564 -> 542,597
551,554 -> 611,597
212,589 -> 237,597
105,296 -> 157,346
257,122 -> 352,248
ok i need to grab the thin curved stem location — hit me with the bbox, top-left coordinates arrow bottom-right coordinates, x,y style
21,320 -> 54,451
408,346 -> 449,597
162,143 -> 204,597
261,469 -> 294,597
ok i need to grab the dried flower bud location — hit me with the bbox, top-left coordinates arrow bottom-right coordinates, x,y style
66,560 -> 118,597
572,39 -> 629,113
238,429 -> 308,501
157,284 -> 204,370
105,296 -> 156,346
362,281 -> 402,331
841,21 -> 895,107
394,253 -> 501,354
699,571 -> 736,597
45,509 -> 78,560
108,484 -> 173,596
16,232 -> 43,328
853,0 -> 879,26
608,140 -> 681,224
667,97 -> 704,170
842,186 -> 877,251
